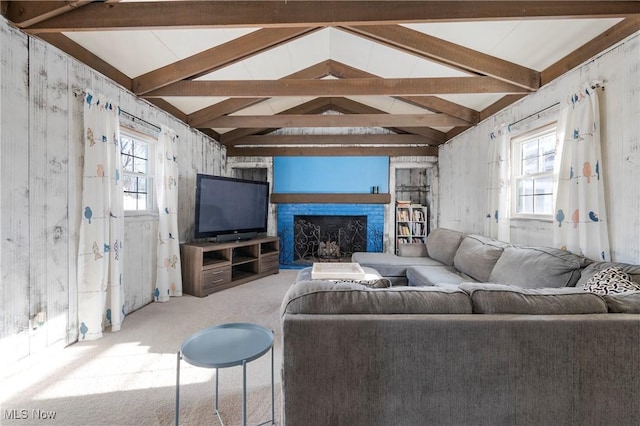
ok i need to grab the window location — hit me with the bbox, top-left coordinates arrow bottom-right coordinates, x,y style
512,124 -> 556,217
121,130 -> 154,212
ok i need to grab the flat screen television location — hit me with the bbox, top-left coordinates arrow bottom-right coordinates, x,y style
194,174 -> 270,242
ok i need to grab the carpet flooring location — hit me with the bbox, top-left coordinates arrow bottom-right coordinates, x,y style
0,270 -> 298,426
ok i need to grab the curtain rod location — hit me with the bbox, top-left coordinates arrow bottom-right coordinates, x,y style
508,102 -> 560,129
73,89 -> 161,133
119,109 -> 161,133
508,82 -> 605,130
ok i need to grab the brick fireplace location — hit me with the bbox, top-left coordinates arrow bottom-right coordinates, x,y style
277,203 -> 384,267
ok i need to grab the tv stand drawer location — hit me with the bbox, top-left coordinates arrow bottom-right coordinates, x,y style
202,266 -> 231,291
260,253 -> 279,273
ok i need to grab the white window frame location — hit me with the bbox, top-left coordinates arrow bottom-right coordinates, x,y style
511,123 -> 557,219
120,128 -> 156,214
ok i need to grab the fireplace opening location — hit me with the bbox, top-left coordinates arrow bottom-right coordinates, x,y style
293,215 -> 367,264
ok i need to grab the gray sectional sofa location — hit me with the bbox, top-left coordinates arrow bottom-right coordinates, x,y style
354,227 -> 604,288
280,228 -> 640,426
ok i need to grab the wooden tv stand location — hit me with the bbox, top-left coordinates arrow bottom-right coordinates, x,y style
180,236 -> 279,297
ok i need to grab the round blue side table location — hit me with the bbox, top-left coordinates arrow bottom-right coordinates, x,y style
175,323 -> 275,426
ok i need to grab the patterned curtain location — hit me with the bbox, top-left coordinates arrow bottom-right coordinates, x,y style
485,124 -> 511,241
553,83 -> 610,261
77,90 -> 125,340
154,125 -> 182,301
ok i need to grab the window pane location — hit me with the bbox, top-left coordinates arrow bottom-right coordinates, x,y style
138,177 -> 147,192
133,157 -> 147,174
518,178 -> 534,196
121,132 -> 154,212
522,141 -> 538,160
539,134 -> 555,155
542,153 -> 555,172
123,192 -> 138,210
122,154 -> 134,172
534,194 -> 553,215
534,176 -> 553,194
121,137 -> 133,155
123,174 -> 137,192
518,195 -> 534,214
133,142 -> 148,159
138,193 -> 148,210
523,157 -> 538,175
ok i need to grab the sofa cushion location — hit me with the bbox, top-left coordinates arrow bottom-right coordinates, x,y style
453,235 -> 506,282
425,228 -> 465,266
603,291 -> 640,313
576,261 -> 640,289
407,265 -> 477,287
351,252 -> 445,278
281,280 -> 473,315
397,243 -> 428,257
489,246 -> 592,288
459,283 -> 608,314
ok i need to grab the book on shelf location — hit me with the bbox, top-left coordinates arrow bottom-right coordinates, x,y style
397,209 -> 410,221
398,224 -> 411,236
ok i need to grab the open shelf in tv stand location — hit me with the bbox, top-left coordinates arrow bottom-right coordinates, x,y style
180,236 -> 279,297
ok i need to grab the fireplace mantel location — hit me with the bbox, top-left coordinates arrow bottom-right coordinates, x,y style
270,193 -> 390,204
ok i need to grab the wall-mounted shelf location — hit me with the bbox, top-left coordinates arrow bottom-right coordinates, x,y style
270,193 -> 391,204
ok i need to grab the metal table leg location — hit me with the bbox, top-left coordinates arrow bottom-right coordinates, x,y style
242,360 -> 247,426
175,351 -> 181,426
214,367 -> 224,425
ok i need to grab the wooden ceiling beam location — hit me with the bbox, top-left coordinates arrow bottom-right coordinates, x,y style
209,113 -> 468,128
189,60 -> 333,127
341,25 -> 540,91
327,60 -> 479,124
133,27 -> 320,95
329,97 -> 446,144
399,96 -> 479,124
144,77 -> 530,98
1,1 -> 92,28
228,134 -> 430,146
227,145 -> 439,157
219,98 -> 334,144
22,1 -> 640,33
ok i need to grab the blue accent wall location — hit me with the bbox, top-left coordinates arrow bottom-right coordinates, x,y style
274,156 -> 389,193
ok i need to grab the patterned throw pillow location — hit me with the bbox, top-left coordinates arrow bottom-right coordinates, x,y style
333,278 -> 392,288
583,266 -> 640,295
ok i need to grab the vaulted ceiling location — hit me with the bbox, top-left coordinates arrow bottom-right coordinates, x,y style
3,1 -> 640,156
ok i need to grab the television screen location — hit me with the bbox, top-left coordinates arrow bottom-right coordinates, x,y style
194,174 -> 269,240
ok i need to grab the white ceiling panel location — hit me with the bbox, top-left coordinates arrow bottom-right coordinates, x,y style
198,29 -> 331,81
438,93 -> 506,111
150,28 -> 259,60
64,30 -> 178,77
330,28 -> 375,73
162,97 -> 230,115
286,29 -> 331,72
404,19 -> 623,71
491,19 -> 623,70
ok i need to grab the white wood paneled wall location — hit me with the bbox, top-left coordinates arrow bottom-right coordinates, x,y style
438,32 -> 640,264
0,17 -> 225,364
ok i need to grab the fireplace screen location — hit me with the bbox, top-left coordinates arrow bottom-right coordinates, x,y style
293,215 -> 367,264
